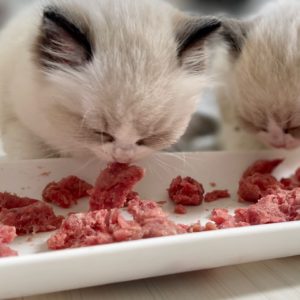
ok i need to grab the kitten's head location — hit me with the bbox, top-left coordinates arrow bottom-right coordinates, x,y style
33,0 -> 220,162
217,1 -> 300,149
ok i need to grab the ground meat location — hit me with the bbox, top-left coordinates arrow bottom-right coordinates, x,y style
128,199 -> 188,237
204,190 -> 231,202
203,222 -> 218,231
0,225 -> 18,258
242,159 -> 283,178
0,225 -> 16,244
238,173 -> 280,203
174,204 -> 187,215
0,201 -> 64,235
168,176 -> 204,206
89,163 -> 145,210
211,188 -> 300,229
0,192 -> 38,210
0,244 -> 18,257
48,209 -> 143,250
42,176 -> 93,208
280,168 -> 300,190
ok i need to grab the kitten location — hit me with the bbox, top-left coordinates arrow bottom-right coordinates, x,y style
213,0 -> 300,151
0,0 -> 221,162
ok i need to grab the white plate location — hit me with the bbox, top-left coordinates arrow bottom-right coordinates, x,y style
1,151 -> 300,299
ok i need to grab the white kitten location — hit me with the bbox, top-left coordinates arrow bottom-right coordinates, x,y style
213,0 -> 300,151
0,0 -> 220,162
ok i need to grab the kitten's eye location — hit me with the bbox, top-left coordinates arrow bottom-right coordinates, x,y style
286,127 -> 300,138
136,139 -> 146,146
93,131 -> 115,143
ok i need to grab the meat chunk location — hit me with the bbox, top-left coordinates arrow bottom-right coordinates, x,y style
0,201 -> 64,235
168,176 -> 204,206
0,192 -> 38,210
238,173 -> 279,203
0,244 -> 18,257
174,204 -> 187,215
48,209 -> 143,250
128,199 -> 187,237
42,176 -> 93,208
89,163 -> 145,210
204,190 -> 231,202
242,159 -> 283,178
0,225 -> 18,258
0,225 -> 16,244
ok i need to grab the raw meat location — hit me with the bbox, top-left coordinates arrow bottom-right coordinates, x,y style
48,209 -> 143,249
42,176 -> 93,208
0,244 -> 18,257
0,201 -> 64,235
211,188 -> 300,229
128,199 -> 187,237
0,192 -> 38,210
204,190 -> 231,202
174,204 -> 187,215
0,225 -> 18,258
168,176 -> 204,206
89,163 -> 145,210
0,225 -> 16,244
242,159 -> 283,178
238,173 -> 279,203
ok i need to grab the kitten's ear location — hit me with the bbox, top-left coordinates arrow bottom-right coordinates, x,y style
220,18 -> 250,56
35,7 -> 93,69
175,16 -> 221,72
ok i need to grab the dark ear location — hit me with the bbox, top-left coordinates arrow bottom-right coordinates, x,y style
176,16 -> 221,72
221,18 -> 250,56
35,7 -> 93,70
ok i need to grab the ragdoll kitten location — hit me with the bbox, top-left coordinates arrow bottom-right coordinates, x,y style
0,0 -> 221,162
213,0 -> 300,150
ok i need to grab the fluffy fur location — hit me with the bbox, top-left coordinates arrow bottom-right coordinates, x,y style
214,0 -> 300,150
0,0 -> 220,162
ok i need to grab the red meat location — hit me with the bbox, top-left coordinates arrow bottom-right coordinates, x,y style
242,159 -> 283,178
238,173 -> 280,203
48,209 -> 143,250
0,244 -> 18,257
0,225 -> 16,244
0,201 -> 64,235
168,176 -> 204,206
174,204 -> 187,215
42,176 -> 93,208
0,192 -> 38,210
89,163 -> 145,210
204,190 -> 231,202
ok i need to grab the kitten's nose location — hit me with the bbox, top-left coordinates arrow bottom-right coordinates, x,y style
113,145 -> 135,163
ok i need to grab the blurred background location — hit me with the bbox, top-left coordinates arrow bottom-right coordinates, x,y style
0,0 -> 274,155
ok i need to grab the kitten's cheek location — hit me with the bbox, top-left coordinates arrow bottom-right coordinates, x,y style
284,135 -> 300,149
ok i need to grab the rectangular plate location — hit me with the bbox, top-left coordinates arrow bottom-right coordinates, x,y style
1,151 -> 300,299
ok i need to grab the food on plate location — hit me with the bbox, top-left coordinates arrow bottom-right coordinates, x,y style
204,190 -> 231,202
0,225 -> 18,257
89,163 -> 145,210
168,176 -> 204,206
0,194 -> 63,235
42,176 -> 93,208
174,204 -> 187,214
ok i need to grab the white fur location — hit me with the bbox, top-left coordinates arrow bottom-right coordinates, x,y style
0,0 -> 212,161
215,0 -> 300,150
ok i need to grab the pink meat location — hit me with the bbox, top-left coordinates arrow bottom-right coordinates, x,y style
128,199 -> 188,237
242,159 -> 283,178
42,176 -> 93,208
0,244 -> 18,257
48,209 -> 143,250
174,204 -> 187,215
89,163 -> 145,210
238,173 -> 280,203
0,201 -> 64,235
168,176 -> 204,206
0,225 -> 16,244
0,192 -> 38,210
210,208 -> 249,229
204,190 -> 231,202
